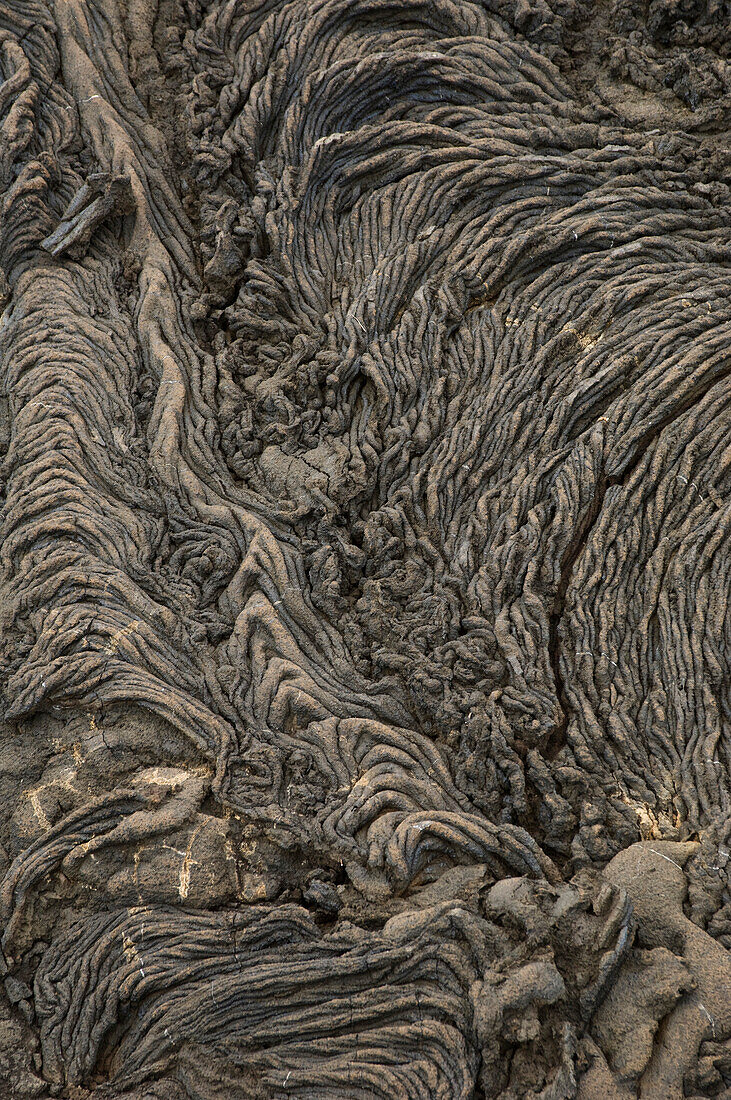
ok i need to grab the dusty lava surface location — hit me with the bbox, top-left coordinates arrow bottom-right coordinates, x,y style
0,0 -> 729,1097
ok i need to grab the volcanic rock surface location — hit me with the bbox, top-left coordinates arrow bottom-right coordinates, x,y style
0,0 -> 729,1097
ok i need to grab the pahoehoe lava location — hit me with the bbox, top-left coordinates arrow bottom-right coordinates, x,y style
0,0 -> 729,1097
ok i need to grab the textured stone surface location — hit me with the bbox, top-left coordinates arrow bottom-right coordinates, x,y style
0,0 -> 728,1096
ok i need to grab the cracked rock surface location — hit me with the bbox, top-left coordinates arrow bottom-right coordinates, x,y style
0,0 -> 728,1097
